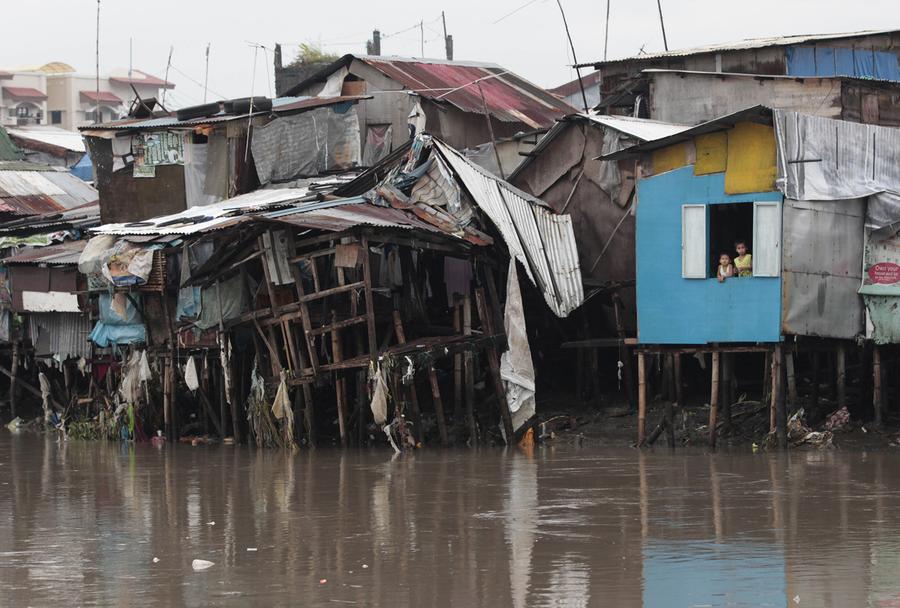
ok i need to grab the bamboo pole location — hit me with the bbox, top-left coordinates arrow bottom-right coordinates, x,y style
785,349 -> 797,407
637,352 -> 647,445
673,353 -> 683,408
332,311 -> 347,447
9,341 -> 19,420
709,351 -> 720,449
774,345 -> 787,448
429,365 -> 449,446
463,294 -> 477,445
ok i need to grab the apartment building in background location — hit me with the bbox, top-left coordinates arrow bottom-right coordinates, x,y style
1,62 -> 173,129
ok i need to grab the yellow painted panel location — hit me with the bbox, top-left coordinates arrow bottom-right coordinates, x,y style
724,122 -> 776,194
651,142 -> 688,174
694,132 -> 727,175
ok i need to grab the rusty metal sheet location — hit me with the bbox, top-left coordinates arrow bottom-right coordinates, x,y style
363,57 -> 574,128
3,240 -> 87,266
268,203 -> 445,234
781,197 -> 865,338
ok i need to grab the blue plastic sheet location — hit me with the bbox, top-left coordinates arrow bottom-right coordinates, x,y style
90,292 -> 146,347
786,45 -> 900,81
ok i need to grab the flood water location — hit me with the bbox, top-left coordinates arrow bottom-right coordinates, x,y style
2,436 -> 900,607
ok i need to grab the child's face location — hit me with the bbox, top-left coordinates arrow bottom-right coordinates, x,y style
720,254 -> 731,266
736,243 -> 747,256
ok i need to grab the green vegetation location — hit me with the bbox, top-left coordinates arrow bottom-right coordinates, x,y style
289,42 -> 339,68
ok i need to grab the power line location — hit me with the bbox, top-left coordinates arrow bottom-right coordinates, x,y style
493,0 -> 545,24
168,63 -> 229,100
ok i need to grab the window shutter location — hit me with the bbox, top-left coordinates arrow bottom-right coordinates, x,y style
753,201 -> 781,277
682,204 -> 707,279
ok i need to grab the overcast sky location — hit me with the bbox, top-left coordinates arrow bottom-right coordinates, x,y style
4,0 -> 899,108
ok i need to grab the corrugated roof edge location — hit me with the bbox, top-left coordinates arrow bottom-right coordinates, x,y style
576,29 -> 900,68
597,105 -> 773,161
641,68 -> 900,87
508,113 -> 688,182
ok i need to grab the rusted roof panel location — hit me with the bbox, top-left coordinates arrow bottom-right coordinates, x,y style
362,57 -> 574,128
0,194 -> 65,216
2,86 -> 47,100
3,239 -> 87,266
0,167 -> 97,215
80,90 -> 123,104
267,203 -> 445,234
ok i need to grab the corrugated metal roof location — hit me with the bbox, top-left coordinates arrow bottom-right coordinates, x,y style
80,90 -> 123,104
266,202 -> 445,234
0,164 -> 98,216
578,29 -> 900,67
599,105 -> 772,161
91,188 -> 317,236
548,71 -> 603,98
584,113 -> 689,141
108,69 -> 174,89
0,126 -> 24,162
7,126 -> 86,153
361,56 -> 575,128
434,140 -> 583,317
3,239 -> 87,266
79,95 -> 369,133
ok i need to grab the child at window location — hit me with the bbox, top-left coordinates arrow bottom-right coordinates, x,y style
734,240 -> 752,277
717,253 -> 734,283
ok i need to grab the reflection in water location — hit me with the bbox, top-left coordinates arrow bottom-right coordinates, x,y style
2,437 -> 900,606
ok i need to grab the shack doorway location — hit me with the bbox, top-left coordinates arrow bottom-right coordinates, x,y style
709,203 -> 753,276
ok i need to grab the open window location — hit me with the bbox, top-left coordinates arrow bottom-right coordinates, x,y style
681,201 -> 781,279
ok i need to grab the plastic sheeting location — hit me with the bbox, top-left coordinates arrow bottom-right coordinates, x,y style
252,106 -> 361,184
196,274 -> 247,331
774,110 -> 900,235
89,292 -> 146,347
500,259 -> 536,432
184,141 -> 222,209
786,46 -> 900,81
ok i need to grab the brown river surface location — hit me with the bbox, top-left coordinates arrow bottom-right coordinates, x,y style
2,435 -> 900,607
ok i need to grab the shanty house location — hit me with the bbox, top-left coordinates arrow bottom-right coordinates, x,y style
284,55 -> 575,157
80,95 -> 367,224
579,29 -> 900,118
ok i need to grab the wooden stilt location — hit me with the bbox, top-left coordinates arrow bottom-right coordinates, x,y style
836,344 -> 847,407
452,298 -> 463,424
673,353 -> 683,409
664,400 -> 675,448
463,294 -> 477,444
721,353 -> 732,430
428,365 -> 449,446
769,348 -> 777,433
475,288 -> 515,443
811,351 -> 820,410
662,354 -> 675,402
9,341 -> 18,420
393,310 -> 423,445
709,351 -> 720,449
762,350 -> 772,406
874,344 -> 884,428
162,356 -> 170,438
612,293 -> 637,411
786,349 -> 797,408
774,345 -> 787,448
637,352 -> 647,446
331,312 -> 347,447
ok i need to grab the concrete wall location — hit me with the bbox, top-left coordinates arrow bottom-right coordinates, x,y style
1,73 -> 48,127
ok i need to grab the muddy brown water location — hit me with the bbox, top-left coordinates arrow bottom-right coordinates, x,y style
2,436 -> 900,607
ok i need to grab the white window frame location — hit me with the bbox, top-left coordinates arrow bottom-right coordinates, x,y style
752,201 -> 782,277
681,204 -> 708,279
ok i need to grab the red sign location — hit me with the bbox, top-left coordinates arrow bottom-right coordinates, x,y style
868,262 -> 900,284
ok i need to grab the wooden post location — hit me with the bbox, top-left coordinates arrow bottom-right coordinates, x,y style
762,350 -> 772,406
162,356 -> 170,438
664,400 -> 675,448
721,353 -> 732,430
811,350 -> 820,410
874,344 -> 884,428
428,365 -> 449,446
774,345 -> 787,448
393,310 -> 423,445
360,236 -> 377,357
331,312 -> 348,447
463,294 -> 477,444
452,297 -> 463,424
785,349 -> 797,408
709,351 -> 720,449
673,353 -> 683,409
836,344 -> 847,407
637,352 -> 647,445
475,288 -> 515,443
612,293 -> 636,411
769,348 -> 777,433
9,341 -> 19,419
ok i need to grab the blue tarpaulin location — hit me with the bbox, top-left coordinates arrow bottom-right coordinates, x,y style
786,46 -> 900,81
71,153 -> 93,182
89,292 -> 146,347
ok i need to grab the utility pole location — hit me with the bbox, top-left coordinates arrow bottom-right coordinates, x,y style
203,43 -> 211,102
420,20 -> 425,58
603,0 -> 610,60
367,30 -> 382,56
554,0 -> 589,112
656,0 -> 669,51
95,0 -> 101,124
129,37 -> 133,80
162,46 -> 173,108
442,11 -> 453,60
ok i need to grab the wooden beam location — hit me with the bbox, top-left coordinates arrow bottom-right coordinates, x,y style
709,351 -> 720,449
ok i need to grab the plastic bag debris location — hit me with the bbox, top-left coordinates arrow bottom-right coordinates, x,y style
825,406 -> 850,431
191,559 -> 215,571
787,408 -> 833,449
369,362 -> 389,426
184,356 -> 200,392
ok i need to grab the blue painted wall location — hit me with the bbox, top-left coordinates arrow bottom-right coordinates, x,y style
786,46 -> 900,82
636,166 -> 782,344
